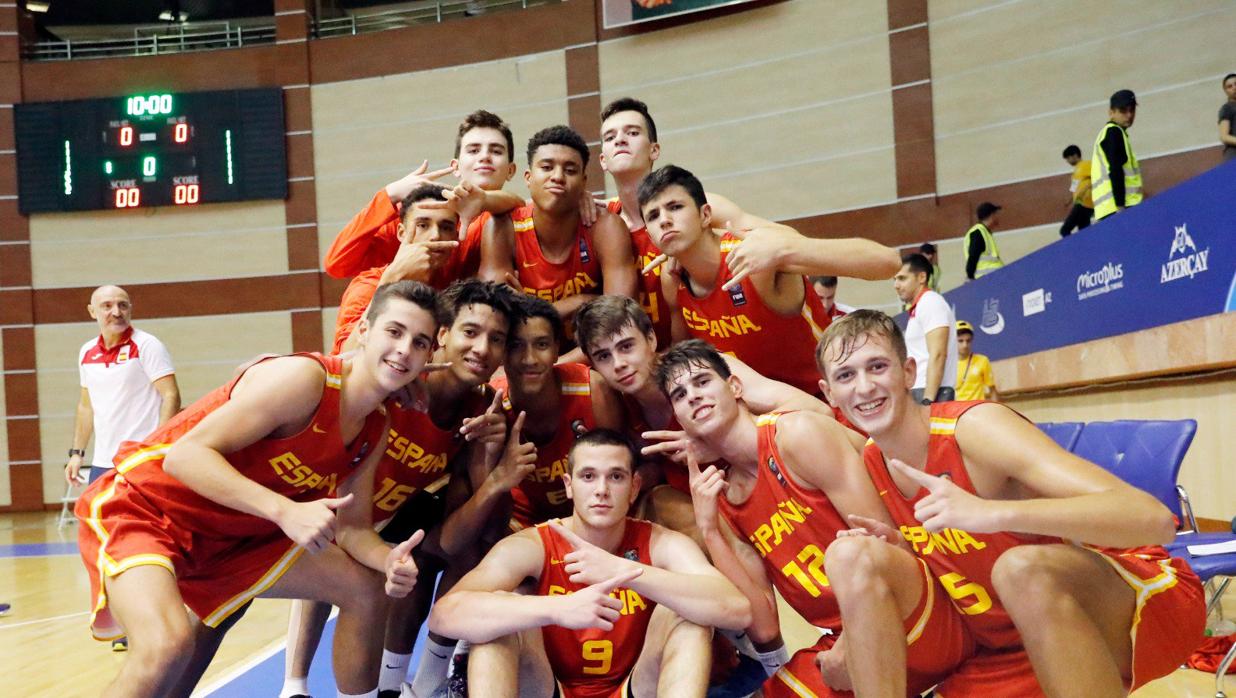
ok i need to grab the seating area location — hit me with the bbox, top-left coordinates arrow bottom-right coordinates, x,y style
1038,419 -> 1236,695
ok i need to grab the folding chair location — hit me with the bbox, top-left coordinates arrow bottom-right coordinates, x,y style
1035,421 -> 1084,452
58,471 -> 89,528
1073,419 -> 1235,696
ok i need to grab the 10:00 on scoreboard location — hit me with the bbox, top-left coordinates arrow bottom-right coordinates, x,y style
14,88 -> 287,214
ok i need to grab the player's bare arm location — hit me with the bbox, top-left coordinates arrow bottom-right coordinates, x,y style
549,520 -> 751,630
589,370 -> 625,431
479,211 -> 518,286
162,357 -> 356,552
686,451 -> 782,642
724,354 -> 831,417
773,411 -> 894,525
593,209 -> 639,299
431,531 -> 640,644
659,265 -> 689,342
439,412 -> 537,556
333,438 -> 426,598
912,402 -> 1177,546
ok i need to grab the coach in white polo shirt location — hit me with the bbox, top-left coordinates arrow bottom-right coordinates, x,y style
65,285 -> 181,484
894,253 -> 958,404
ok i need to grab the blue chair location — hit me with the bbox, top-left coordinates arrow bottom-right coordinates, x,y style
1073,420 -> 1234,696
1071,419 -> 1196,520
1036,422 -> 1084,452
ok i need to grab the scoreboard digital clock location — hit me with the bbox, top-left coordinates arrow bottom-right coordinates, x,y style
14,88 -> 287,214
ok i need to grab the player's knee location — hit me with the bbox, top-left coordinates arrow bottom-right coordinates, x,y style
824,536 -> 893,590
131,614 -> 194,676
991,546 -> 1068,607
336,565 -> 387,616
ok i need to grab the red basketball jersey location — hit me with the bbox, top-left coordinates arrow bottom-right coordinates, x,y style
493,363 -> 598,525
607,199 -> 671,347
675,233 -> 831,395
369,391 -> 483,525
111,353 -> 386,539
537,519 -> 656,698
619,392 -> 689,494
512,205 -> 602,303
718,413 -> 849,631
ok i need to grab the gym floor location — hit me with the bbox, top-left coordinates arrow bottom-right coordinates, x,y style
2,511 -> 1230,696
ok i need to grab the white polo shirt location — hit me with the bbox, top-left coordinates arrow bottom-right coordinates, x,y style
78,328 -> 175,468
904,289 -> 958,391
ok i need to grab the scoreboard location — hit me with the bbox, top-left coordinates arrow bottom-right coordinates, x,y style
14,88 -> 287,214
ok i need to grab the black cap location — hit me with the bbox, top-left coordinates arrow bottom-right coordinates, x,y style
976,202 -> 1001,220
1110,89 -> 1138,109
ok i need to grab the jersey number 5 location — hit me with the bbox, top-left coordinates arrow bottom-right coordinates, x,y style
939,572 -> 992,615
582,639 -> 613,675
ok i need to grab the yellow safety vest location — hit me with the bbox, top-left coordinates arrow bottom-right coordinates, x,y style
1090,122 -> 1142,219
964,223 -> 1004,278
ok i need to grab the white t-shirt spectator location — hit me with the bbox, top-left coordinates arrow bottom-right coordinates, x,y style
904,290 -> 958,391
78,328 -> 175,469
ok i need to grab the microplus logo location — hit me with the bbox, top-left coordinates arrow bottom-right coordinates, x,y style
1160,224 -> 1209,284
1076,262 -> 1124,300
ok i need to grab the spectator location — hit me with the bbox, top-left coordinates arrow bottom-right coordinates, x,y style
1219,73 -> 1236,161
809,275 -> 853,319
954,320 -> 999,401
66,285 -> 180,487
1091,89 -> 1142,220
918,242 -> 942,291
894,254 -> 958,404
1060,145 -> 1093,237
964,201 -> 1004,281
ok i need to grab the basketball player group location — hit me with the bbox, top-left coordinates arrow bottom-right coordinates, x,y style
75,99 -> 1206,698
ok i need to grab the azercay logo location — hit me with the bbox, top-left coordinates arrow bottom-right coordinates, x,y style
1160,223 -> 1209,284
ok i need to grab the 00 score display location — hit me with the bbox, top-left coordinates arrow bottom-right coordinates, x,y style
14,88 -> 287,214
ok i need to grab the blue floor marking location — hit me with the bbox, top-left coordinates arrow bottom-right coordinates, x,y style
204,613 -> 430,697
0,542 -> 79,558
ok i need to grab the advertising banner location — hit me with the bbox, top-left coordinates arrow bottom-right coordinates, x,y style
602,0 -> 759,29
937,160 -> 1236,362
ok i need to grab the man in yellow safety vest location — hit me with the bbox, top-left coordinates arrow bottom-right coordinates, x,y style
963,201 -> 1004,281
1091,89 -> 1142,220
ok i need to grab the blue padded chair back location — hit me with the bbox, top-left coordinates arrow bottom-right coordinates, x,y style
1071,420 -> 1197,519
1036,422 -> 1084,452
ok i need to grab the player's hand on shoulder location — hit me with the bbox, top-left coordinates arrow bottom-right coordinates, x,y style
837,514 -> 911,551
276,493 -> 354,554
722,224 -> 794,292
551,521 -> 636,586
553,568 -> 642,631
890,459 -> 998,534
384,530 -> 425,598
685,446 -> 727,534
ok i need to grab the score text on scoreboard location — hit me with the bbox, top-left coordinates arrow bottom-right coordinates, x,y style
15,88 -> 286,214
105,93 -> 212,209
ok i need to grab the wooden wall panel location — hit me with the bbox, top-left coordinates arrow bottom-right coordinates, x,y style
930,0 -> 1234,194
28,202 -> 289,288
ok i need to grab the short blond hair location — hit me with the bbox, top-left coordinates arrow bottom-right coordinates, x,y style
815,310 -> 907,377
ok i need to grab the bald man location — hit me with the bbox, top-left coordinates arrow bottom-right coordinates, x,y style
67,286 -> 181,487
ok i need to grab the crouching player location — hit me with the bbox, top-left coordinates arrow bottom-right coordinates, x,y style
76,281 -> 442,698
429,430 -> 752,697
817,310 -> 1205,696
656,340 -> 973,696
